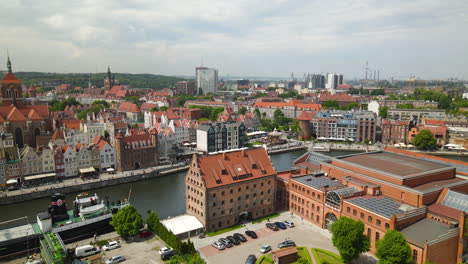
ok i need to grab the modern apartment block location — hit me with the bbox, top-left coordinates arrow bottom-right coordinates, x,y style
298,110 -> 376,143
185,148 -> 277,232
290,148 -> 468,264
196,67 -> 218,95
196,122 -> 247,153
176,81 -> 196,96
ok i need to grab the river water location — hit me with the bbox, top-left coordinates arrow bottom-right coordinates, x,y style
0,150 -> 465,224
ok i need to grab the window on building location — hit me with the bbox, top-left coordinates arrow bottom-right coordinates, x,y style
368,216 -> 373,223
360,212 -> 364,219
367,228 -> 371,240
347,207 -> 351,213
385,223 -> 390,229
376,232 -> 380,242
353,209 -> 357,216
376,219 -> 381,226
412,250 -> 418,263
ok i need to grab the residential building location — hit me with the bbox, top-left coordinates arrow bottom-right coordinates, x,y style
62,145 -> 77,177
252,99 -> 321,119
20,146 -> 42,176
176,81 -> 196,96
91,136 -> 116,171
311,74 -> 326,89
381,120 -> 410,144
387,109 -> 446,122
408,125 -> 448,146
81,122 -> 105,144
114,129 -> 158,172
185,148 -> 277,232
196,122 -> 247,153
196,67 -> 218,95
326,73 -> 343,90
156,127 -> 177,162
368,100 -> 438,115
184,100 -> 229,109
117,102 -> 140,123
298,110 -> 376,143
291,149 -> 468,264
53,146 -> 65,178
168,108 -> 202,120
0,133 -> 21,185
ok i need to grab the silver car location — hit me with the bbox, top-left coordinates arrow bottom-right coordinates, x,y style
105,255 -> 125,264
284,220 -> 295,228
212,241 -> 225,250
260,244 -> 272,253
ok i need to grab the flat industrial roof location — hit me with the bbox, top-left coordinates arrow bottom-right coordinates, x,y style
339,152 -> 450,177
401,218 -> 452,247
293,175 -> 342,190
161,215 -> 204,236
0,224 -> 35,245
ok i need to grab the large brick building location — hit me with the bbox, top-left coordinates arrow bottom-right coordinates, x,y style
114,129 -> 158,171
185,148 -> 277,232
289,148 -> 468,264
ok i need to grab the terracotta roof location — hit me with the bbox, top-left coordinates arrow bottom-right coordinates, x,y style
27,109 -> 43,120
253,100 -> 321,111
428,203 -> 462,221
51,129 -> 65,141
1,72 -> 21,84
113,122 -> 128,129
298,111 -> 317,121
118,102 -> 140,113
140,102 -> 158,111
122,134 -> 153,149
63,119 -> 81,130
108,85 -> 125,95
425,119 -> 446,126
272,247 -> 298,258
197,148 -> 276,189
7,107 -> 27,121
92,136 -> 110,151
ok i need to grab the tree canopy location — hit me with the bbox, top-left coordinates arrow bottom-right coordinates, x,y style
238,107 -> 247,115
48,97 -> 81,112
110,205 -> 143,240
379,106 -> 389,118
323,100 -> 340,109
376,230 -> 413,264
331,216 -> 370,263
413,129 -> 437,150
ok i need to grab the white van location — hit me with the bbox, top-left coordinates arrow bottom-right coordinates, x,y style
75,245 -> 100,258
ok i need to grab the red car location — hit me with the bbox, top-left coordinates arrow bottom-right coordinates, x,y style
139,230 -> 153,238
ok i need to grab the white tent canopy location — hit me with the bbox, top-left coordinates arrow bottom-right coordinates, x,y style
6,179 -> 17,185
161,215 -> 204,236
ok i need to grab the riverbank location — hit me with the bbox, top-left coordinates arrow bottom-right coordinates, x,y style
0,163 -> 189,205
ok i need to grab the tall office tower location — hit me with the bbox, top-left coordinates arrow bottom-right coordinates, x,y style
327,73 -> 339,90
338,74 -> 344,85
196,67 -> 218,95
312,74 -> 325,89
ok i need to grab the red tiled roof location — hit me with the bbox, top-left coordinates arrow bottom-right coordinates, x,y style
140,102 -> 158,111
63,119 -> 81,130
51,129 -> 65,141
92,136 -> 110,151
7,107 -> 27,121
428,203 -> 461,221
118,102 -> 140,113
114,122 -> 128,129
253,100 -> 321,111
122,134 -> 152,148
27,109 -> 43,120
298,111 -> 317,121
1,72 -> 21,84
0,105 -> 49,122
197,148 -> 276,189
425,119 -> 446,126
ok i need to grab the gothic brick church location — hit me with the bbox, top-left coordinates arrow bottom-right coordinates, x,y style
0,57 -> 52,148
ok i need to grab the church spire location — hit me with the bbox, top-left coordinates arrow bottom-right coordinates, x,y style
7,55 -> 12,73
107,65 -> 111,79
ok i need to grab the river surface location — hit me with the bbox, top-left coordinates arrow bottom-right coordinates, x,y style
0,150 -> 465,224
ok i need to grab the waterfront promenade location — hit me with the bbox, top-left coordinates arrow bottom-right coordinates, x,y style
0,162 -> 189,205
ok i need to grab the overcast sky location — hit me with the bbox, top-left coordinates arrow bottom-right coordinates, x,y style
1,0 -> 467,80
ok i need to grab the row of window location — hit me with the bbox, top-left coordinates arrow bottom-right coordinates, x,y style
212,182 -> 271,198
291,203 -> 320,223
346,206 -> 389,229
291,184 -> 321,200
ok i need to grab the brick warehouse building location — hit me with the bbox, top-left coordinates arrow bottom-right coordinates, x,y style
288,148 -> 468,264
185,148 -> 277,232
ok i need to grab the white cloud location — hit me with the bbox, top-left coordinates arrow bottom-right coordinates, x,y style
0,0 -> 467,79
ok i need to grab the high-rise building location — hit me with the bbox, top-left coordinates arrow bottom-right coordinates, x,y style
196,67 -> 218,95
311,74 -> 325,89
326,73 -> 343,90
176,81 -> 196,96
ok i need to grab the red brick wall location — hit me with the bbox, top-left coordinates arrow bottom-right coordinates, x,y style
403,169 -> 455,187
425,235 -> 459,264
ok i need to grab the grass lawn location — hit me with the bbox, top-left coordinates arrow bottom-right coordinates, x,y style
251,213 -> 280,224
257,247 -> 312,264
312,248 -> 344,264
207,224 -> 243,237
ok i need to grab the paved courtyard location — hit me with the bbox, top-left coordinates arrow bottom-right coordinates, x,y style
190,211 -> 339,264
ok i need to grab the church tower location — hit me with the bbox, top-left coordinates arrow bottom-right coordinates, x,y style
0,56 -> 23,106
103,66 -> 115,90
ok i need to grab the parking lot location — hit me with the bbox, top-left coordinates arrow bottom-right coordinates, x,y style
98,235 -> 167,264
190,212 -> 339,264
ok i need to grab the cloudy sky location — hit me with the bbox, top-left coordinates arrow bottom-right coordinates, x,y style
1,0 -> 467,80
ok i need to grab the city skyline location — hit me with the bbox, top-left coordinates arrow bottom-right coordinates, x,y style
0,0 -> 467,80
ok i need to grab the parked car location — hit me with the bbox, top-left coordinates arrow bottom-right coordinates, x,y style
233,233 -> 247,242
226,235 -> 240,245
139,230 -> 152,238
158,247 -> 174,255
105,255 -> 125,264
75,245 -> 100,258
278,240 -> 296,249
266,222 -> 279,231
245,254 -> 257,264
274,222 -> 287,230
283,220 -> 295,228
212,241 -> 225,250
245,230 -> 258,239
218,238 -> 233,248
160,249 -> 176,261
260,244 -> 272,253
102,241 -> 120,251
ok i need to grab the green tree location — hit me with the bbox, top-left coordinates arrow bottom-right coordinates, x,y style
238,107 -> 247,115
146,211 -> 160,234
104,130 -> 110,140
150,106 -> 159,112
379,106 -> 389,118
110,205 -> 143,240
413,129 -> 437,150
323,100 -> 339,109
376,230 -> 413,264
92,100 -> 110,108
290,119 -> 301,133
331,216 -> 370,263
160,106 -> 168,111
254,108 -> 261,117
